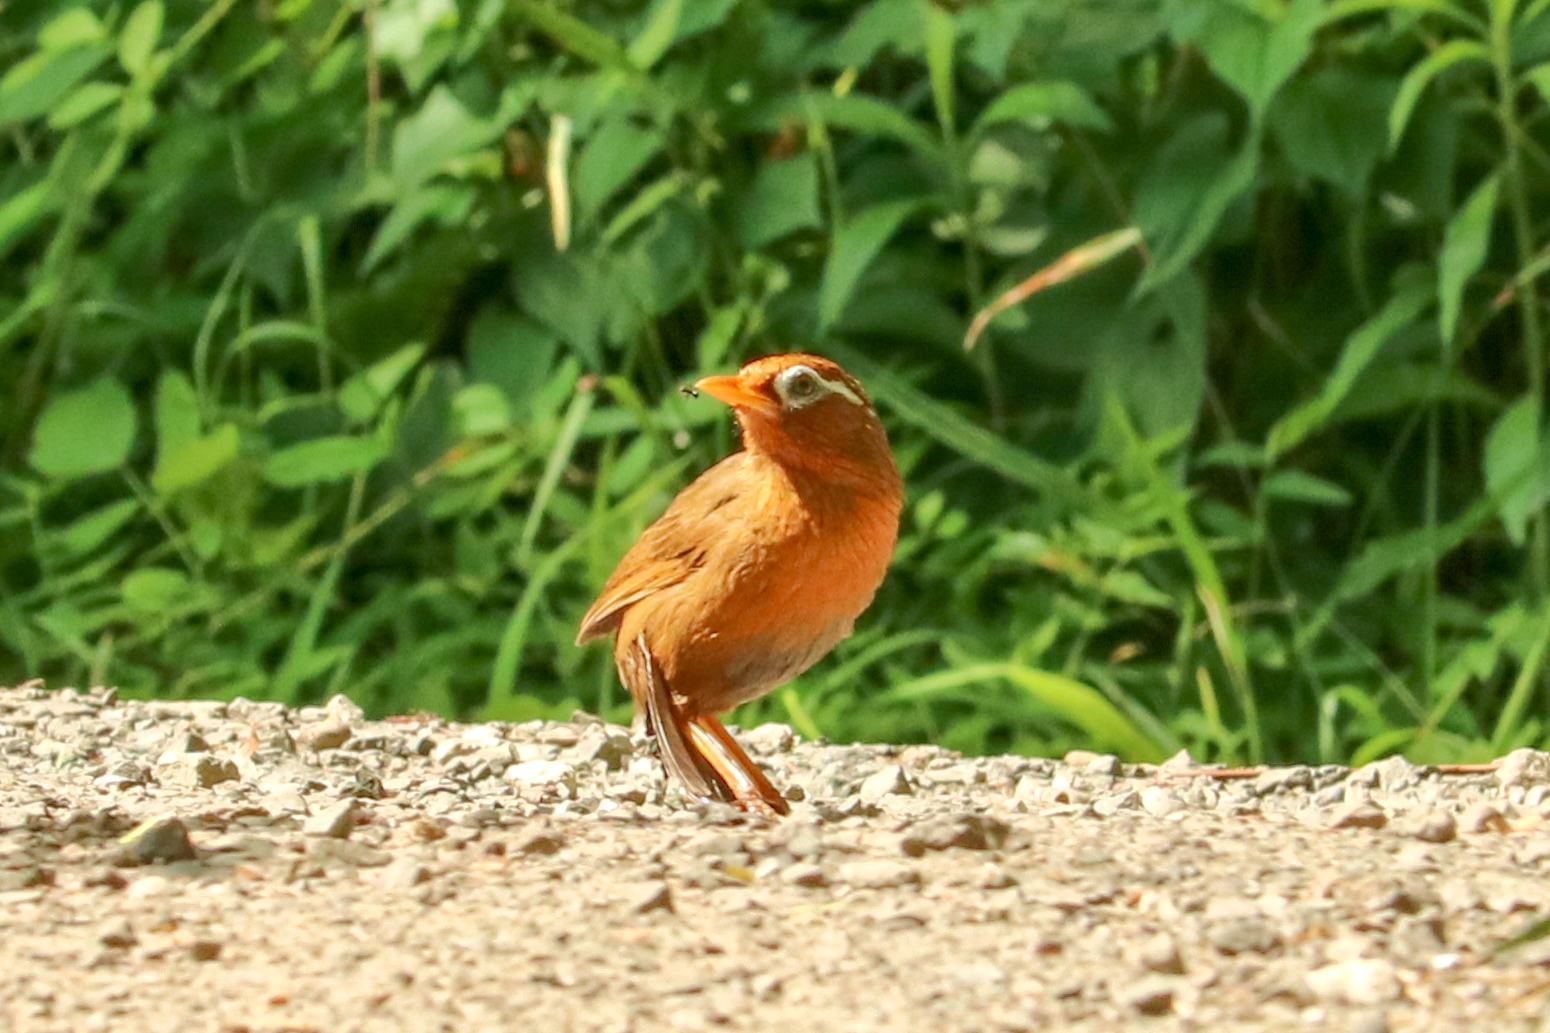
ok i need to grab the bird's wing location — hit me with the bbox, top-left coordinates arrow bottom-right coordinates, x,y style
574,452 -> 749,645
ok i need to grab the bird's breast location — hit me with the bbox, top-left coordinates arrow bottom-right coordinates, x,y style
618,484 -> 899,716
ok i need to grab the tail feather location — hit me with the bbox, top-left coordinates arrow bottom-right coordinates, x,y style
620,633 -> 791,816
624,633 -> 722,803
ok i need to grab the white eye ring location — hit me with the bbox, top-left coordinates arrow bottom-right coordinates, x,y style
773,364 -> 862,409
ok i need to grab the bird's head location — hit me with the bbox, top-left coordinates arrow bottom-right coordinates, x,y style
694,353 -> 900,494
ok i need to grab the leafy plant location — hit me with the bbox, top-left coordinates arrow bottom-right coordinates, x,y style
4,0 -> 1550,766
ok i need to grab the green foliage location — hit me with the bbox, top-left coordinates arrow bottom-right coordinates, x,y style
5,0 -> 1550,766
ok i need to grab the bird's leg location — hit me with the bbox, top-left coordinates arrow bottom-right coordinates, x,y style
684,715 -> 791,817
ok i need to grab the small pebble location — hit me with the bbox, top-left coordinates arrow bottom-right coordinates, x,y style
1496,748 -> 1550,789
113,818 -> 197,866
97,917 -> 135,948
303,799 -> 357,839
1328,801 -> 1387,830
1123,975 -> 1177,1015
836,860 -> 920,890
900,814 -> 1009,855
1304,958 -> 1402,1005
1135,932 -> 1185,974
858,764 -> 912,806
1458,802 -> 1509,834
626,881 -> 673,914
1405,809 -> 1458,843
155,754 -> 238,789
297,720 -> 352,751
1140,785 -> 1185,818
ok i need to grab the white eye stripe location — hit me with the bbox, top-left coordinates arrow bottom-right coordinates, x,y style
774,364 -> 864,408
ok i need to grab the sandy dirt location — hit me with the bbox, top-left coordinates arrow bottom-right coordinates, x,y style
4,682 -> 1550,1032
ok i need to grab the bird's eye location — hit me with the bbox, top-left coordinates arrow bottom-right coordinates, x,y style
775,365 -> 825,408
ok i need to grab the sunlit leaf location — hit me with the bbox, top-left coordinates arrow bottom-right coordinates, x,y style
117,1 -> 163,78
30,378 -> 137,479
338,343 -> 426,423
264,436 -> 389,486
153,424 -> 239,495
1484,396 -> 1550,545
1438,173 -> 1498,347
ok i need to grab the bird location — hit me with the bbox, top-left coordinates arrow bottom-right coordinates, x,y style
576,353 -> 904,816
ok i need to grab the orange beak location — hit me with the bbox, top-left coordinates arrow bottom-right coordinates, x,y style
694,374 -> 779,416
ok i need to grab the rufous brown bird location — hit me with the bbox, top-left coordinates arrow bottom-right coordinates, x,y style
576,353 -> 903,816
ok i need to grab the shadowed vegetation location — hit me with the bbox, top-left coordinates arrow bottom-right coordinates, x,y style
5,0 -> 1550,765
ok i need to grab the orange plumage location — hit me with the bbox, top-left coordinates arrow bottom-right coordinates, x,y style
577,353 -> 903,815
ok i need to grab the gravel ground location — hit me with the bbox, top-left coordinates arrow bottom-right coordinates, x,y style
4,682 -> 1550,1032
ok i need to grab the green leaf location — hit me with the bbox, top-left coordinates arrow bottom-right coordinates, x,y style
974,81 -> 1114,134
1269,68 -> 1395,196
362,183 -> 474,273
55,498 -> 141,558
696,305 -> 743,370
514,252 -> 609,366
153,424 -> 240,495
47,80 -> 122,128
1136,131 -> 1258,292
375,0 -> 459,90
511,0 -> 636,72
1438,173 -> 1498,348
0,181 -> 53,262
453,383 -> 512,436
788,92 -> 946,167
573,119 -> 664,219
1484,396 -> 1550,545
831,0 -> 926,67
40,8 -> 107,51
1336,501 -> 1494,600
154,369 -> 201,463
338,343 -> 426,422
818,198 -> 927,332
628,0 -> 683,69
737,154 -> 821,248
894,662 -> 1165,761
389,86 -> 503,189
0,44 -> 109,126
1266,270 -> 1432,458
264,436 -> 389,486
1323,0 -> 1485,34
121,567 -> 190,611
1525,61 -> 1550,109
1099,569 -> 1174,608
925,3 -> 956,137
466,310 -> 558,414
830,345 -> 1087,504
1166,0 -> 1322,120
1389,40 -> 1490,151
118,0 -> 164,78
1260,469 -> 1353,507
30,378 -> 137,479
1194,441 -> 1268,470
601,171 -> 692,246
